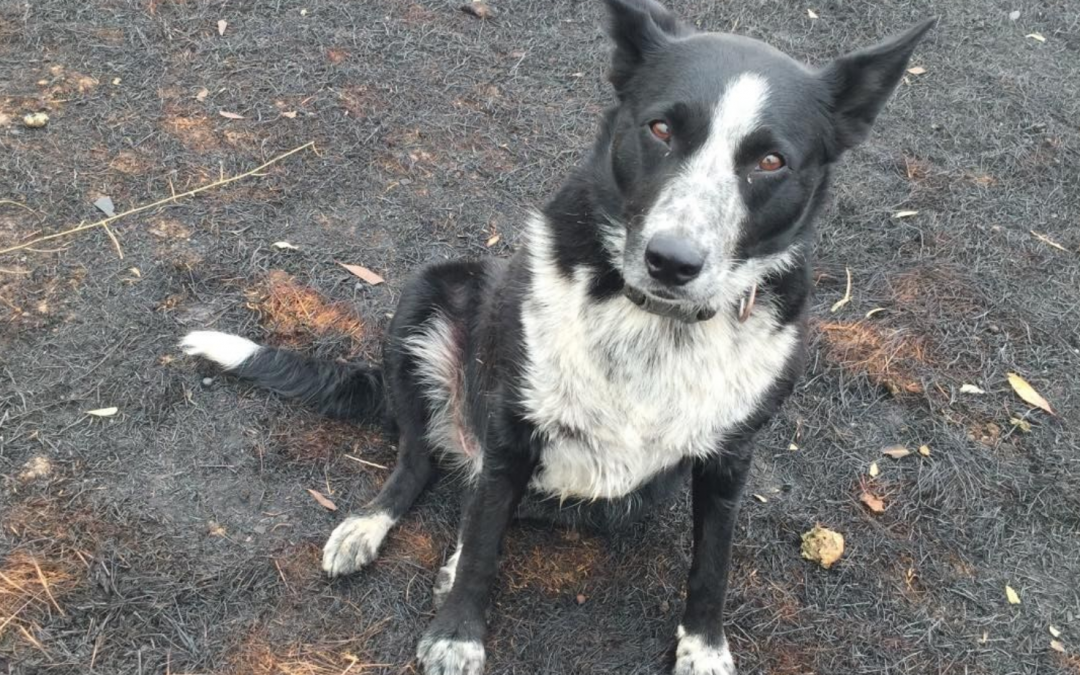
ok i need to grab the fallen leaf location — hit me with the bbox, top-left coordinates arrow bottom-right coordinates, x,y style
1030,230 -> 1068,252
907,66 -> 927,75
860,491 -> 885,513
1010,416 -> 1032,433
753,494 -> 768,503
893,210 -> 919,219
307,488 -> 337,511
1050,626 -> 1062,638
1051,640 -> 1066,654
1026,32 -> 1046,43
807,9 -> 819,19
788,442 -> 799,451
882,445 -> 911,459
865,307 -> 887,319
219,110 -> 244,120
86,407 -> 119,417
129,267 -> 141,278
830,267 -> 852,313
281,110 -> 298,119
23,112 -> 49,128
1007,372 -> 1054,415
869,461 -> 880,478
195,87 -> 209,102
94,196 -> 116,217
337,262 -> 385,285
208,521 -> 227,537
217,19 -> 228,35
918,444 -> 931,457
800,525 -> 844,569
460,2 -> 495,19
486,234 -> 501,247
960,383 -> 986,395
272,241 -> 299,250
1006,585 -> 1021,605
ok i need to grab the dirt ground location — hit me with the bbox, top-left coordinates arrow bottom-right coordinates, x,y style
2,1 -> 1079,673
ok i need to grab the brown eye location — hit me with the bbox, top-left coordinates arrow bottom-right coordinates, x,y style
649,120 -> 672,143
757,153 -> 786,172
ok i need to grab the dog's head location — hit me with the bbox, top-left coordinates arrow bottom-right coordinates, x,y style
596,0 -> 934,322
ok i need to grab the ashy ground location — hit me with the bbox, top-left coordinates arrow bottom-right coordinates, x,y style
1,1 -> 1079,673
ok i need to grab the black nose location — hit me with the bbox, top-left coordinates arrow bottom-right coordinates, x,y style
644,235 -> 704,286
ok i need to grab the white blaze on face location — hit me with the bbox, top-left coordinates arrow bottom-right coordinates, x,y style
628,73 -> 773,298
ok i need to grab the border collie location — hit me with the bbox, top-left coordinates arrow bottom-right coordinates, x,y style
181,2 -> 932,672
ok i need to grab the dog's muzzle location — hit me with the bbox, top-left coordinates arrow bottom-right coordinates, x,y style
623,284 -> 758,324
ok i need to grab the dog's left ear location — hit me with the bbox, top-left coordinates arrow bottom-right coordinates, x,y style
604,0 -> 692,92
820,19 -> 937,153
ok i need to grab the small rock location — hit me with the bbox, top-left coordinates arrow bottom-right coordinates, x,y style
800,525 -> 845,569
1009,10 -> 1020,21
23,112 -> 49,128
660,600 -> 670,614
202,377 -> 214,386
575,594 -> 587,605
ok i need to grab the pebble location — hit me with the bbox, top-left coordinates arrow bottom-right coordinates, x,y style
23,112 -> 49,128
202,377 -> 214,386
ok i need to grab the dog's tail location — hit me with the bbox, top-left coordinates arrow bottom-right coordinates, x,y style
179,331 -> 385,422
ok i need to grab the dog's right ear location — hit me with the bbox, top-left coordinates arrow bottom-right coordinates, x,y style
604,0 -> 691,92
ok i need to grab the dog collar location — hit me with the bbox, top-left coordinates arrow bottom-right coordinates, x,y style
737,283 -> 758,323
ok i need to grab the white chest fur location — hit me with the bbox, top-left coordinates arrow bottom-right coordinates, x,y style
519,224 -> 798,501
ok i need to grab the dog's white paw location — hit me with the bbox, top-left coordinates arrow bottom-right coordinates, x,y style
321,512 -> 395,577
432,546 -> 461,609
179,331 -> 260,370
417,635 -> 485,675
674,627 -> 735,675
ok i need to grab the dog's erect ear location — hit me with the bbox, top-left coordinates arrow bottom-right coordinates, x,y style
604,0 -> 691,92
820,19 -> 936,153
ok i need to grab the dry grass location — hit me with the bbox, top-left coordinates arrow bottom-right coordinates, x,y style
816,320 -> 929,395
246,270 -> 365,353
504,534 -> 602,595
0,551 -> 79,647
226,636 -> 382,675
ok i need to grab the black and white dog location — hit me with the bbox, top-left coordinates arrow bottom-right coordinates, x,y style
181,2 -> 932,672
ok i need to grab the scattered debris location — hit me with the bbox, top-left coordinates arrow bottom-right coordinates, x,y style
195,87 -> 209,101
86,407 -> 119,417
486,234 -> 501,247
869,462 -> 880,478
1026,33 -> 1046,43
307,489 -> 337,511
460,2 -> 495,20
753,494 -> 768,503
1050,639 -> 1066,653
807,9 -> 819,19
23,112 -> 49,128
272,241 -> 299,250
893,210 -> 919,219
281,110 -> 298,119
960,383 -> 986,395
1050,626 -> 1062,638
830,267 -> 852,313
217,19 -> 228,36
112,77 -> 121,86
907,66 -> 927,75
788,442 -> 800,451
219,110 -> 245,120
801,525 -> 844,569
1009,10 -> 1021,20
882,446 -> 911,459
576,594 -> 587,605
1010,416 -> 1033,433
93,196 -> 116,217
860,491 -> 885,513
208,521 -> 227,537
338,262 -> 385,286
1007,372 -> 1054,415
865,307 -> 887,319
1030,230 -> 1069,252
1006,585 -> 1021,605
918,444 -> 931,457
19,456 -> 53,482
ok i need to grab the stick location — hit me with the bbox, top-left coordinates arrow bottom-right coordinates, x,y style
0,141 -> 316,257
344,454 -> 389,470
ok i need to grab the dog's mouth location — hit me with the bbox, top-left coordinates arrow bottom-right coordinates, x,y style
623,286 -> 717,323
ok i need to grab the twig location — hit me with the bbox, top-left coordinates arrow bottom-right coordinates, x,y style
0,141 -> 317,257
0,200 -> 39,216
29,556 -> 64,615
1030,230 -> 1069,253
830,267 -> 853,313
344,454 -> 389,470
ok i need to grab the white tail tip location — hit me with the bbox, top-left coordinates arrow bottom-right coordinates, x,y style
179,331 -> 260,370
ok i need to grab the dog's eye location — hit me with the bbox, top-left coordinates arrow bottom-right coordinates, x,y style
649,120 -> 672,143
757,153 -> 786,172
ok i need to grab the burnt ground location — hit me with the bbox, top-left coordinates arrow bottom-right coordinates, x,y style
1,0 -> 1079,673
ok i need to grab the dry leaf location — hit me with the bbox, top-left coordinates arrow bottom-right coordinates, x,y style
1008,372 -> 1054,415
86,407 -> 119,417
307,488 -> 337,511
906,66 -> 927,75
281,110 -> 298,119
208,521 -> 227,537
1026,32 -> 1046,43
337,262 -> 385,285
272,241 -> 299,250
486,234 -> 501,247
753,494 -> 768,503
195,87 -> 209,102
788,442 -> 800,451
217,19 -> 228,35
869,461 -> 880,478
830,267 -> 852,313
860,491 -> 885,513
1050,640 -> 1066,654
1010,416 -> 1032,433
807,9 -> 819,19
918,444 -> 931,457
1050,626 -> 1062,638
960,383 -> 986,395
800,525 -> 844,569
882,445 -> 911,459
219,110 -> 244,120
1005,585 -> 1021,604
893,210 -> 919,219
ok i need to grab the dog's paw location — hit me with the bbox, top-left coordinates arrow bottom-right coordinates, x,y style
416,634 -> 485,675
673,627 -> 735,675
321,511 -> 395,577
179,331 -> 260,370
432,547 -> 461,609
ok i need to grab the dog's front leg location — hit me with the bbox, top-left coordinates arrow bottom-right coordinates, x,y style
674,448 -> 751,675
417,448 -> 537,675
